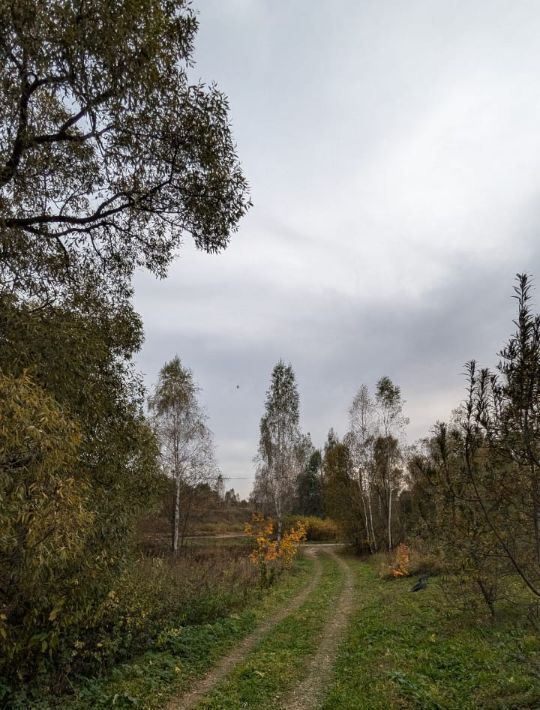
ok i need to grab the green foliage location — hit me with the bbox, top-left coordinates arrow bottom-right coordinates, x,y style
0,297 -> 163,690
0,0 -> 250,303
2,542 -> 263,707
405,275 -> 540,614
0,0 -> 251,699
32,550 -> 315,709
322,431 -> 365,549
294,449 -> 323,516
0,372 -> 93,676
0,296 -> 162,555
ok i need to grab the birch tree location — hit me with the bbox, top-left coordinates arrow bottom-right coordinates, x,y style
253,361 -> 301,539
346,378 -> 408,551
149,356 -> 217,554
375,376 -> 408,550
347,385 -> 378,551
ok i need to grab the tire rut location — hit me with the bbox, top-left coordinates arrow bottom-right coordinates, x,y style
281,548 -> 355,710
166,546 -> 324,710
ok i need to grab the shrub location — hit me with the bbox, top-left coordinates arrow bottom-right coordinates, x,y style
379,544 -> 444,580
0,373 -> 94,683
285,515 -> 341,542
0,542 -> 259,704
245,514 -> 307,585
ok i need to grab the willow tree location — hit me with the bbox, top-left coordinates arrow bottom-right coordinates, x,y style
0,0 -> 250,304
149,356 -> 217,554
253,361 -> 301,539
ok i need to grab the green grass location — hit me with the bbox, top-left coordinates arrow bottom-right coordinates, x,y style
198,551 -> 345,709
19,552 -> 540,709
18,555 -> 315,710
322,558 -> 540,710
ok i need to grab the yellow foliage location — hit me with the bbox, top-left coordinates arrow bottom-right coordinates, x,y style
244,514 -> 307,580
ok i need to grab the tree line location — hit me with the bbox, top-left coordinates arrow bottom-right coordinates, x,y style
250,361 -> 409,552
251,275 -> 540,617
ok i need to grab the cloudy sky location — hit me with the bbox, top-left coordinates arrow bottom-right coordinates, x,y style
134,0 -> 540,497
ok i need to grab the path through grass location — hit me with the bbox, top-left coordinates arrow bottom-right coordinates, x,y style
60,553 -> 316,709
194,548 -> 346,709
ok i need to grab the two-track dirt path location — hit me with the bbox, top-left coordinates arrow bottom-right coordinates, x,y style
166,545 -> 355,710
166,547 -> 323,710
282,548 -> 355,709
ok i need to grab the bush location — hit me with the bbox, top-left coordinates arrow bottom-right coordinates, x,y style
73,544 -> 258,673
0,542 -> 259,704
0,373 -> 94,684
378,544 -> 445,580
285,515 -> 341,542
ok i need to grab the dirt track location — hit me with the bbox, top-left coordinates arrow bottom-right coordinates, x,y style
167,546 -> 323,710
166,545 -> 355,710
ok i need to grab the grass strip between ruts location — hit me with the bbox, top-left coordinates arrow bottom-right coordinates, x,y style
196,550 -> 345,709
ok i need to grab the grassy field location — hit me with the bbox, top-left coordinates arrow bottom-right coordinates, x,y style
323,556 -> 540,710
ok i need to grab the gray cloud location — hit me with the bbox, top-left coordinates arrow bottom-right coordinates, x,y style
134,1 -> 540,496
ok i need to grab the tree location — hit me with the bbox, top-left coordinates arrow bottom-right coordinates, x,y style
375,377 -> 407,550
253,361 -> 302,539
0,294 -> 161,561
347,385 -> 378,551
412,276 -> 540,613
0,298 -> 161,681
0,0 -> 250,304
0,373 -> 91,678
296,448 -> 323,516
371,434 -> 403,551
343,378 -> 408,552
322,430 -> 359,548
149,356 -> 217,553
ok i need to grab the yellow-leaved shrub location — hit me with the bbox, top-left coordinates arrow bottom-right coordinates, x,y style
244,514 -> 306,585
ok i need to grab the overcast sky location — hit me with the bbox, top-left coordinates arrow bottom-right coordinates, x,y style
134,0 -> 540,497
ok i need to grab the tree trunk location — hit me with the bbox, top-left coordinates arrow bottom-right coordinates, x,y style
388,487 -> 393,551
173,474 -> 180,555
367,490 -> 377,552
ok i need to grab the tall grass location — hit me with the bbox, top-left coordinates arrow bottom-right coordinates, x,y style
1,544 -> 260,706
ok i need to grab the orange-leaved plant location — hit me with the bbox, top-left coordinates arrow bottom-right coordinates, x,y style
244,514 -> 307,585
389,542 -> 411,578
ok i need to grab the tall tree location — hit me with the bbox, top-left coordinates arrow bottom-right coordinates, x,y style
296,448 -> 323,516
411,275 -> 540,612
322,430 -> 359,547
0,0 -> 250,304
253,361 -> 301,539
0,297 -> 161,680
347,385 -> 378,551
344,379 -> 407,551
375,377 -> 407,550
149,356 -> 217,554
